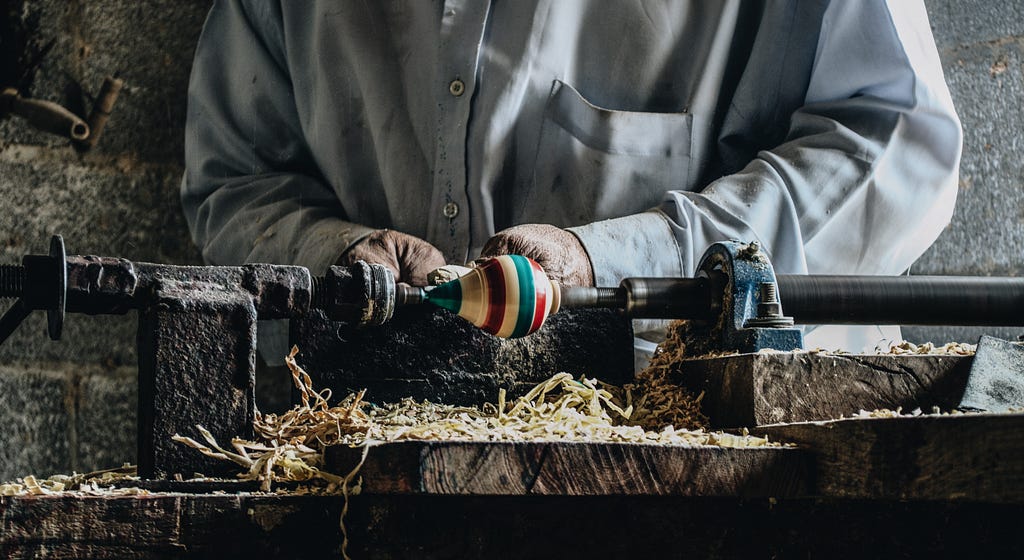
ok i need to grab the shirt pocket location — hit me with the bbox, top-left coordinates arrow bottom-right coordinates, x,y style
521,80 -> 694,227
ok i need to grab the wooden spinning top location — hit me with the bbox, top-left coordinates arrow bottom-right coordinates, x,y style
425,255 -> 561,338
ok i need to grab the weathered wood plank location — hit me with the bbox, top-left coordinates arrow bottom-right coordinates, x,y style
754,413 -> 1024,503
326,441 -> 810,497
3,494 -> 1022,559
677,353 -> 971,427
0,494 -> 343,559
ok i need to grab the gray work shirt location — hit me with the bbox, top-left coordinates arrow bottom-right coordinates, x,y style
182,0 -> 961,357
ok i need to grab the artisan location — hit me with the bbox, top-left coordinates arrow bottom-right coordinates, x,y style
181,1 -> 961,362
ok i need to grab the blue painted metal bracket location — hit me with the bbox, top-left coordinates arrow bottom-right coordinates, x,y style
693,240 -> 804,354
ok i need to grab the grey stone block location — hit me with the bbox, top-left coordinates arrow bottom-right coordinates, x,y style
0,147 -> 200,364
76,1 -> 211,162
76,366 -> 136,472
0,146 -> 200,264
0,365 -> 71,481
1,1 -> 210,162
0,313 -> 136,373
904,326 -> 1024,346
915,39 -> 1024,277
926,0 -> 1024,51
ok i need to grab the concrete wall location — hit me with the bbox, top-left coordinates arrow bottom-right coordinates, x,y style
0,0 -> 1022,479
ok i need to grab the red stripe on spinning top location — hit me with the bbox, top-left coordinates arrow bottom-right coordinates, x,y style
480,258 -> 508,335
528,260 -> 548,334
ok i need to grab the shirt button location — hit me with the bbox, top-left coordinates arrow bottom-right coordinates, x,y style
442,202 -> 459,218
449,79 -> 465,97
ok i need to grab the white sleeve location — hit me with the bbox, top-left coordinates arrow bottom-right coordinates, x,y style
572,0 -> 961,285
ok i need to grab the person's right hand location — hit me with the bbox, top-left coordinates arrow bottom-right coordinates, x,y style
337,229 -> 446,286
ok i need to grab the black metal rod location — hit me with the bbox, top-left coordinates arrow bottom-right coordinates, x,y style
777,275 -> 1024,326
0,300 -> 31,345
561,278 -> 713,320
621,277 -> 713,320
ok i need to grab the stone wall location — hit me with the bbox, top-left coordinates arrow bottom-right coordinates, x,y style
0,0 -> 209,479
0,1 -> 1021,479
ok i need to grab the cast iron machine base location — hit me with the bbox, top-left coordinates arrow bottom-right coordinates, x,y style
0,236 -> 397,478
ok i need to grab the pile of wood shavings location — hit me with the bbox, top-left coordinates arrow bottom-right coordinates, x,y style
360,372 -> 726,445
625,320 -> 711,430
762,341 -> 977,356
0,464 -> 144,497
884,341 -> 976,355
172,348 -> 370,492
173,346 -> 776,493
848,406 -> 982,419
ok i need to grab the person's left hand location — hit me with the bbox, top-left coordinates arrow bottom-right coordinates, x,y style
480,224 -> 594,287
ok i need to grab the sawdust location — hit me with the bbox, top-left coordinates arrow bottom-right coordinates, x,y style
625,320 -> 710,431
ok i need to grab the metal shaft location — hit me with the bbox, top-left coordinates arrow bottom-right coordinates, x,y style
560,278 -> 714,320
396,284 -> 426,306
563,274 -> 1024,327
776,275 -> 1024,326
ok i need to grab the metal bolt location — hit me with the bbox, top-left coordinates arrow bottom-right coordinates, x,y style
740,241 -> 761,258
0,265 -> 26,298
311,275 -> 328,309
745,281 -> 793,328
311,261 -> 395,327
758,282 -> 781,317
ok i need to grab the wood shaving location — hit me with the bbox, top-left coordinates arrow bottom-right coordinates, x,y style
627,321 -> 711,431
173,346 -> 776,493
765,341 -> 976,356
171,344 -> 773,560
883,341 -> 976,355
0,464 -> 144,497
172,346 -> 368,493
849,406 -> 978,419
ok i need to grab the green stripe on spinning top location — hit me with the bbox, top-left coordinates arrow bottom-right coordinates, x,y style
510,255 -> 536,338
424,277 -> 463,314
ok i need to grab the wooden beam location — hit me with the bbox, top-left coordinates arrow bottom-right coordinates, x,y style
754,413 -> 1024,503
677,353 -> 971,427
325,441 -> 810,497
3,494 -> 1022,558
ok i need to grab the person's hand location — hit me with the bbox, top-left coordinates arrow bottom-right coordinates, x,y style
480,224 -> 594,287
338,229 -> 446,286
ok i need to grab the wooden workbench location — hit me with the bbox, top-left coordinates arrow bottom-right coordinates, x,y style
3,413 -> 1022,559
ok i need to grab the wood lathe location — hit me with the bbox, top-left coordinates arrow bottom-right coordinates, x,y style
1,235 -> 1022,558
